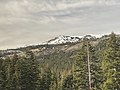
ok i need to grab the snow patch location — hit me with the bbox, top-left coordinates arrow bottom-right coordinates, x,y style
43,35 -> 102,45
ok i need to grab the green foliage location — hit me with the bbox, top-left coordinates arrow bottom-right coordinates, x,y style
90,45 -> 103,90
0,58 -> 6,90
39,69 -> 56,90
20,51 -> 39,90
0,33 -> 120,90
101,33 -> 120,90
73,41 -> 89,90
62,74 -> 74,90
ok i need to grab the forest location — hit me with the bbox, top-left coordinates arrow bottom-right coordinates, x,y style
0,33 -> 120,90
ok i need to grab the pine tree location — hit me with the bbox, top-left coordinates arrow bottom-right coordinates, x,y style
101,33 -> 120,90
39,68 -> 53,90
20,51 -> 39,90
1,57 -> 11,90
10,54 -> 20,90
73,41 -> 89,90
73,38 -> 102,90
62,74 -> 74,90
90,45 -> 103,90
0,58 -> 6,90
2,54 -> 20,90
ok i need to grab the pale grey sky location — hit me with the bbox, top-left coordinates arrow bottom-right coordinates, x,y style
0,0 -> 120,49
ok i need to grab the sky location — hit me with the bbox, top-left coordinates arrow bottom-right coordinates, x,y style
0,0 -> 120,50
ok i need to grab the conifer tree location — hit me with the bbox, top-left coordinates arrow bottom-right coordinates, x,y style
1,54 -> 20,90
101,33 -> 120,90
20,51 -> 39,90
0,58 -> 6,90
10,54 -> 20,90
90,46 -> 103,90
73,41 -> 89,90
39,68 -> 53,90
73,39 -> 102,90
62,74 -> 74,90
1,57 -> 11,90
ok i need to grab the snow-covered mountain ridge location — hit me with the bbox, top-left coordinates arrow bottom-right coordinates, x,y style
44,35 -> 101,45
0,34 -> 119,57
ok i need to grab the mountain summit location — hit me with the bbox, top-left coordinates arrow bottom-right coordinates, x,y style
44,35 -> 100,45
44,35 -> 81,44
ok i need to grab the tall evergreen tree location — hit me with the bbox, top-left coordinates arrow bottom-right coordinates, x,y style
73,41 -> 89,90
101,33 -> 120,90
20,51 -> 39,90
0,55 -> 20,90
0,58 -> 6,90
1,57 -> 11,90
39,68 -> 53,90
73,39 -> 102,90
90,46 -> 103,90
62,74 -> 74,90
9,54 -> 20,90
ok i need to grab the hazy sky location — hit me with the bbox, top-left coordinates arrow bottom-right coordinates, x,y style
0,0 -> 120,49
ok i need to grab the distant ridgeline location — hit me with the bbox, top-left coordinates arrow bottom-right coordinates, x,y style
0,33 -> 120,90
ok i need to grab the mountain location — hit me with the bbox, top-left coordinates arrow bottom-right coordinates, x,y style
44,35 -> 82,44
0,34 -> 120,57
43,35 -> 101,45
1,0 -> 120,49
0,34 -> 102,57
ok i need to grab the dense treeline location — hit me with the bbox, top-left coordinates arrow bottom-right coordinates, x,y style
0,33 -> 120,90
